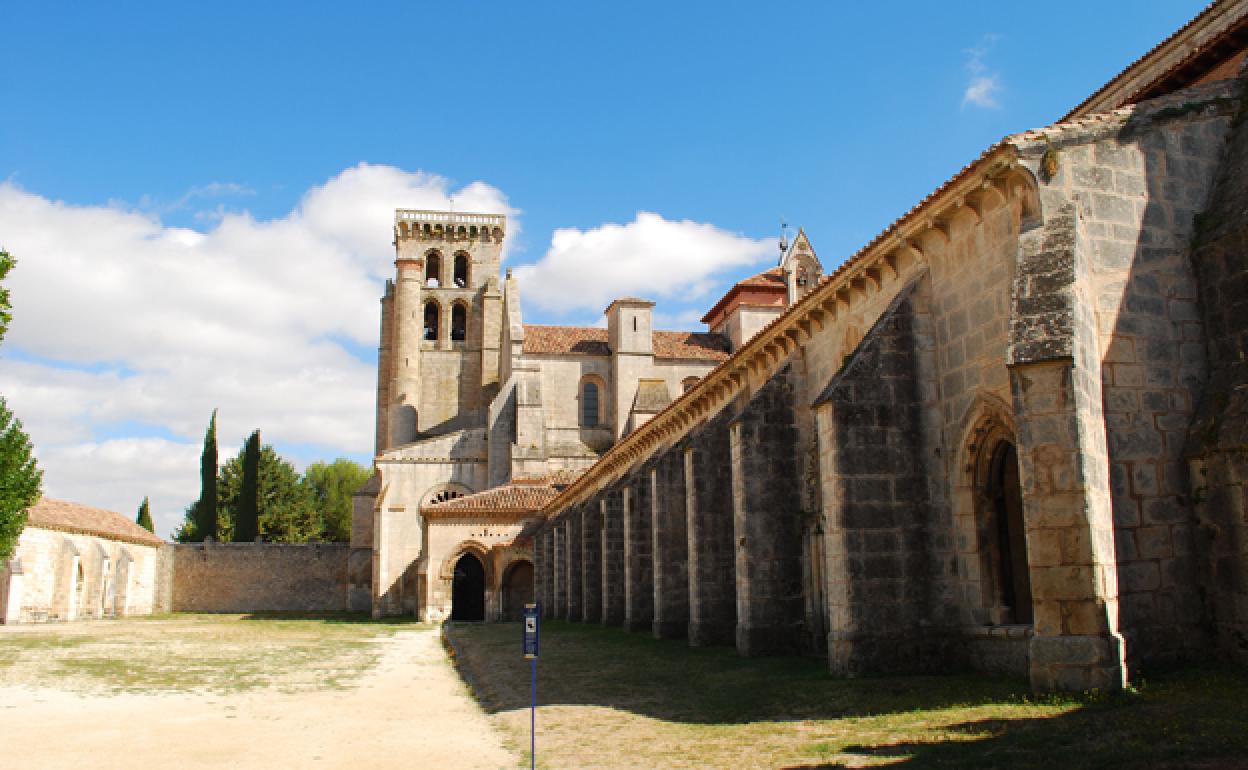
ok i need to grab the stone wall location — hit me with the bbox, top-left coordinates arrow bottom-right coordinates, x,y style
172,543 -> 350,613
3,528 -> 166,622
1188,74 -> 1248,664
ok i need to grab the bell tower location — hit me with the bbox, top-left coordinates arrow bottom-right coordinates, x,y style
376,210 -> 506,450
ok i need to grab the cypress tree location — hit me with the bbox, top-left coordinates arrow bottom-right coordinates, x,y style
234,430 -> 260,543
136,496 -> 154,533
195,409 -> 218,541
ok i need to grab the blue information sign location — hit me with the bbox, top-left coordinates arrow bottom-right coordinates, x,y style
523,602 -> 540,658
523,602 -> 540,770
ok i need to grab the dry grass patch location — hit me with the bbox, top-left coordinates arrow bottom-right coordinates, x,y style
447,621 -> 1248,769
0,613 -> 425,694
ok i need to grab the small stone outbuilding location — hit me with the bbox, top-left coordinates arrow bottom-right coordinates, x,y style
1,498 -> 170,624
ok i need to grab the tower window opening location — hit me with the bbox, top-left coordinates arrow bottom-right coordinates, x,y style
451,303 -> 467,341
581,380 -> 600,427
426,252 -> 442,287
454,253 -> 470,288
424,301 -> 440,341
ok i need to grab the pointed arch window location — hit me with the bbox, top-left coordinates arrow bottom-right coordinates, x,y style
424,301 -> 440,341
450,303 -> 467,342
453,252 -> 470,288
975,436 -> 1033,625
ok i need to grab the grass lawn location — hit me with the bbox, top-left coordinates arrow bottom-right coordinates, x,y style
0,613 -> 424,694
446,621 -> 1248,769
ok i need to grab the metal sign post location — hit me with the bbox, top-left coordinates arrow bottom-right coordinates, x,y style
523,603 -> 540,770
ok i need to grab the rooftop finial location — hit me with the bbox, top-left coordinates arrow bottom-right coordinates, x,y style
779,218 -> 791,257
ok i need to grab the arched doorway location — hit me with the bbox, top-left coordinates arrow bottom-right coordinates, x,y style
981,440 -> 1032,624
501,560 -> 534,621
451,553 -> 486,621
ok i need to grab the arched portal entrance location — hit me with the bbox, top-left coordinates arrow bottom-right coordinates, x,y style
451,553 -> 486,621
982,440 -> 1032,624
500,560 -> 534,621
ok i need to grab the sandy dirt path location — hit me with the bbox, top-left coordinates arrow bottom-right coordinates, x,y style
0,627 -> 517,770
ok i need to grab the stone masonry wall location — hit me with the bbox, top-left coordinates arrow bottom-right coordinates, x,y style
1187,73 -> 1248,664
1020,80 -> 1241,665
815,289 -> 952,674
172,543 -> 350,613
624,475 -> 654,631
685,410 -> 738,646
651,447 -> 690,639
730,366 -> 806,656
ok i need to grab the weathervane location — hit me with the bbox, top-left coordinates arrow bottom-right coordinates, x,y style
779,218 -> 791,258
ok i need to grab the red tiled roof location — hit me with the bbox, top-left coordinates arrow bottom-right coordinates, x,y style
522,325 -> 730,361
422,477 -> 562,516
523,325 -> 609,356
701,267 -> 788,325
652,331 -> 730,361
738,267 -> 786,288
1063,0 -> 1248,120
25,497 -> 164,547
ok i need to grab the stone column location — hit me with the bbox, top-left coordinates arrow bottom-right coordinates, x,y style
624,477 -> 654,631
581,503 -> 603,623
534,529 -> 549,616
389,255 -> 423,444
1012,360 -> 1126,691
651,449 -> 689,639
729,369 -> 804,656
566,508 -> 583,622
552,522 -> 566,619
685,412 -> 738,646
1009,203 -> 1126,691
601,489 -> 626,626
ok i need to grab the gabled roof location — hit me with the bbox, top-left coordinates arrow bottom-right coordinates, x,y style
1064,0 -> 1248,120
422,476 -> 565,517
25,497 -> 164,547
522,324 -> 730,361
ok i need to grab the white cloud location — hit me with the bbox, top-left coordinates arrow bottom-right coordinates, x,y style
512,211 -> 773,316
963,75 -> 1001,109
962,34 -> 1003,109
0,164 -> 514,537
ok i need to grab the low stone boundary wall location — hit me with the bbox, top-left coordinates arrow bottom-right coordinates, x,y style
172,543 -> 351,613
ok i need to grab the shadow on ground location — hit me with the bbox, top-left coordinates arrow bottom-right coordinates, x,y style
447,620 -> 1248,769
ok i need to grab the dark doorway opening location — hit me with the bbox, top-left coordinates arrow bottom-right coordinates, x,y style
501,560 -> 534,621
451,553 -> 486,621
987,441 -> 1033,624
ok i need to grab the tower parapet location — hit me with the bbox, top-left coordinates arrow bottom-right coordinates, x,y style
394,210 -> 506,242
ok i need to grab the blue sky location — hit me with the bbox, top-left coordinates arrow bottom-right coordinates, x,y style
0,1 -> 1210,534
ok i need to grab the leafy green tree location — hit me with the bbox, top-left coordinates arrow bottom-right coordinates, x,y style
0,249 -> 14,343
175,437 -> 321,543
302,458 -> 372,542
0,250 -> 43,561
234,431 -> 261,543
0,399 -> 42,561
135,496 -> 154,533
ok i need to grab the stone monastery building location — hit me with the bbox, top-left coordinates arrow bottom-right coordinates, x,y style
353,0 -> 1248,693
522,1 -> 1248,693
360,205 -> 824,622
